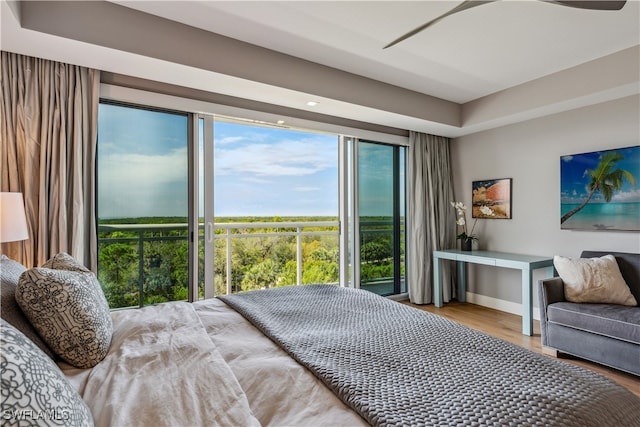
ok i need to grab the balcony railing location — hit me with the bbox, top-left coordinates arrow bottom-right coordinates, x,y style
212,221 -> 339,295
97,219 -> 401,309
98,221 -> 340,308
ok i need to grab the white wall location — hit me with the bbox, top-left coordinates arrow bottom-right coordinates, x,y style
450,94 -> 640,315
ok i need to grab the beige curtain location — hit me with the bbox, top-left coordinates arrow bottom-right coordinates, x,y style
407,131 -> 456,304
0,51 -> 100,270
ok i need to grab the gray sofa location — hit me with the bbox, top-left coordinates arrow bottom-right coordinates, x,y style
538,250 -> 640,376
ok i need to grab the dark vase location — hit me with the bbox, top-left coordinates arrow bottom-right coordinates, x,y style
461,237 -> 473,251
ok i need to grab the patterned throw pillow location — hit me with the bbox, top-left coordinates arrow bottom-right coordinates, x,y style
42,252 -> 90,272
16,262 -> 113,369
0,255 -> 56,359
0,319 -> 94,426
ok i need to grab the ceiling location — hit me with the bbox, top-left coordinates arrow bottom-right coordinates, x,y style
112,0 -> 640,103
1,0 -> 639,137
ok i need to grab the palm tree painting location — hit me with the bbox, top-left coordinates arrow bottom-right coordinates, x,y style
560,146 -> 639,231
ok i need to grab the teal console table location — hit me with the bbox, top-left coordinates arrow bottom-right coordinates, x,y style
432,249 -> 555,336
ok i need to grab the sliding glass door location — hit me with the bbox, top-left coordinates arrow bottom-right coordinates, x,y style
341,138 -> 406,296
198,115 -> 340,298
356,141 -> 406,296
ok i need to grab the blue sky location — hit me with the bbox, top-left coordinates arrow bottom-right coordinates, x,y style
560,145 -> 640,204
98,104 -> 339,218
98,104 -> 190,218
212,122 -> 338,217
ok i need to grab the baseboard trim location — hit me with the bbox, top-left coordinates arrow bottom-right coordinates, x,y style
465,292 -> 541,321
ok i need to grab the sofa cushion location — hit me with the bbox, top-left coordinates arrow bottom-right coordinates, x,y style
582,251 -> 640,304
554,254 -> 637,306
16,262 -> 113,369
0,319 -> 94,426
0,255 -> 56,359
547,301 -> 640,344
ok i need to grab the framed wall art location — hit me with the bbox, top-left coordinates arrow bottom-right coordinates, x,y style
472,178 -> 512,219
560,145 -> 639,231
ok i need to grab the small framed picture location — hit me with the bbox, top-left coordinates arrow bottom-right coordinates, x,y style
472,178 -> 512,219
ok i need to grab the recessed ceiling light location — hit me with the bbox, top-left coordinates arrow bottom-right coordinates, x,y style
306,101 -> 319,107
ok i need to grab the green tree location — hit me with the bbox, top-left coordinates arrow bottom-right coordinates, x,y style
302,260 -> 339,284
280,260 -> 298,286
361,239 -> 392,265
99,242 -> 137,284
241,259 -> 280,291
561,151 -> 636,224
98,242 -> 138,308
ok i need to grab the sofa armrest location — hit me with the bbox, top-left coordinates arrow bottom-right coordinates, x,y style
539,277 -> 565,307
538,277 -> 565,346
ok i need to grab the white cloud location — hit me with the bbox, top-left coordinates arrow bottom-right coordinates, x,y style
612,189 -> 640,202
217,136 -> 245,145
242,177 -> 272,184
295,186 -> 320,192
99,147 -> 188,185
215,138 -> 336,177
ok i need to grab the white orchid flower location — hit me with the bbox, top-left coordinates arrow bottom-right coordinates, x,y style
452,201 -> 496,244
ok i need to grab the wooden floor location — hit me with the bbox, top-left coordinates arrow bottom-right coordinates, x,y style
403,301 -> 640,397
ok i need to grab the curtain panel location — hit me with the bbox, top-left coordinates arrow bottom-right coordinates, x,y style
0,51 -> 100,270
407,131 -> 457,304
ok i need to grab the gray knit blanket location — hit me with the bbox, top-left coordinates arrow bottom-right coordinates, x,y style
219,285 -> 640,427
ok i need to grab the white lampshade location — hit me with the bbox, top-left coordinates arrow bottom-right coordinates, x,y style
0,192 -> 29,243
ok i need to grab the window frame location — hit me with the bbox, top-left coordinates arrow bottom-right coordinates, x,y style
98,84 -> 410,302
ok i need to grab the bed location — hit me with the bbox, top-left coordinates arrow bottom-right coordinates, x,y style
57,284 -> 640,427
3,262 -> 640,426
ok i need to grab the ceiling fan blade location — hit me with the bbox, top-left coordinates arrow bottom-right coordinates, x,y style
383,0 -> 626,49
546,1 -> 626,10
383,0 -> 496,49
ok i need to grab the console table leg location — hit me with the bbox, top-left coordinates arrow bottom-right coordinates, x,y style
522,269 -> 533,336
434,256 -> 443,307
457,261 -> 466,303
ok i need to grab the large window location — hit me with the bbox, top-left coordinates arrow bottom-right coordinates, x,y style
97,102 -> 190,309
97,97 -> 408,308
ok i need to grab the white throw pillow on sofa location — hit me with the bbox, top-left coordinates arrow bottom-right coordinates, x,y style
554,254 -> 637,306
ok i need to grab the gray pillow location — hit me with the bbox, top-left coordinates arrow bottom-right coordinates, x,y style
0,255 -> 56,359
0,319 -> 94,426
16,265 -> 113,369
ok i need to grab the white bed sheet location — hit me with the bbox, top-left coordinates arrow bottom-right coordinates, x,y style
61,302 -> 259,427
194,298 -> 368,427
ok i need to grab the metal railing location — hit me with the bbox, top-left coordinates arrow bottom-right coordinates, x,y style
211,221 -> 339,294
97,223 -> 189,307
97,221 -> 340,307
97,219 -> 402,307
